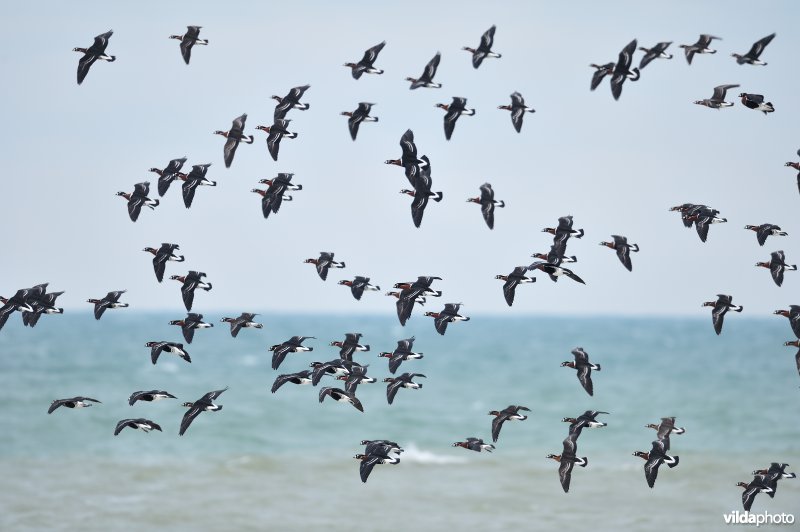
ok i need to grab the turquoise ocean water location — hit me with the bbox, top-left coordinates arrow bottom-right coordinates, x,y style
0,313 -> 797,531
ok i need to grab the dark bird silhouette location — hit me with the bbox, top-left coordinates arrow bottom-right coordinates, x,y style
169,313 -> 213,344
436,97 -> 475,140
489,405 -> 530,443
341,102 -> 378,140
116,182 -> 159,222
610,39 -> 640,100
256,120 -> 297,161
220,313 -> 262,338
467,183 -> 504,229
694,84 -> 739,109
702,295 -> 743,335
745,224 -> 787,246
680,34 -> 721,64
344,41 -> 386,79
497,91 -> 534,133
74,30 -> 115,85
169,26 -> 208,65
304,252 -> 344,281
599,235 -> 639,271
214,113 -> 254,168
272,85 -> 311,120
463,25 -> 501,68
561,347 -> 600,396
149,157 -> 187,197
732,33 -> 775,65
638,41 -> 672,69
547,434 -> 588,493
756,251 -> 796,287
143,243 -> 184,283
179,388 -> 227,436
495,266 -> 535,307
407,52 -> 441,89
87,290 -> 128,320
180,164 -> 216,208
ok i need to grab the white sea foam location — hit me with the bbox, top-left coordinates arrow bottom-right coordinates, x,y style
400,443 -> 467,465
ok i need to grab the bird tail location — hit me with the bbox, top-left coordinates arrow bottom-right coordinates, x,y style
497,200 -> 506,208
733,306 -> 743,312
594,363 -> 601,371
575,229 -> 584,239
203,283 -> 213,291
579,457 -> 588,467
433,192 -> 443,202
666,456 -> 679,468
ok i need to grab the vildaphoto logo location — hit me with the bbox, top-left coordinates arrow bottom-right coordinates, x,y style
723,511 -> 795,526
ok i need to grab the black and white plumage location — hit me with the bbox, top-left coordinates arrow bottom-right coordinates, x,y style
48,396 -> 100,414
117,182 -> 159,222
680,34 -> 721,64
150,157 -> 187,197
128,390 -> 177,405
215,113 -> 254,168
463,25 -> 501,69
169,313 -> 213,344
395,276 -> 442,326
543,215 -> 585,246
496,266 -> 535,307
737,475 -> 774,511
561,347 -> 601,396
74,30 -> 115,85
0,288 -> 33,332
751,462 -> 797,498
732,33 -> 775,65
677,205 -> 726,241
610,39 -> 641,100
146,341 -> 191,364
179,388 -> 227,436
355,450 -> 399,482
436,97 -> 475,140
380,336 -> 423,374
425,303 -> 469,335
220,313 -> 262,338
528,261 -> 586,284
745,224 -> 788,247
170,271 -> 212,312
694,84 -> 740,109
563,410 -> 609,439
21,287 -> 64,328
87,290 -> 128,320
305,252 -> 345,281
310,359 -> 359,386
634,439 -> 679,488
345,41 -> 386,79
703,294 -> 743,335
384,373 -> 425,405
114,418 -> 162,435
270,336 -> 315,370
338,276 -> 380,301
169,26 -> 208,65
400,156 -> 443,228
319,386 -> 363,412
547,434 -> 588,493
467,182 -> 505,229
498,92 -> 534,133
384,129 -> 426,186
144,243 -> 184,283
181,164 -> 216,208
272,85 -> 311,120
341,102 -> 378,141
638,41 -> 673,69
589,62 -> 615,91
452,437 -> 495,453
757,250 -> 797,287
599,235 -> 639,272
336,364 -> 376,393
271,370 -> 313,393
252,173 -> 301,219
489,405 -> 530,443
739,93 -> 774,115
256,121 -> 297,161
407,52 -> 441,89
331,332 -> 370,362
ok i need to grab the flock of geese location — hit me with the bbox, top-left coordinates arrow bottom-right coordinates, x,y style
2,22 -> 796,509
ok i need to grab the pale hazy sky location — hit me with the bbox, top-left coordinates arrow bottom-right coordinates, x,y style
1,0 -> 798,316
